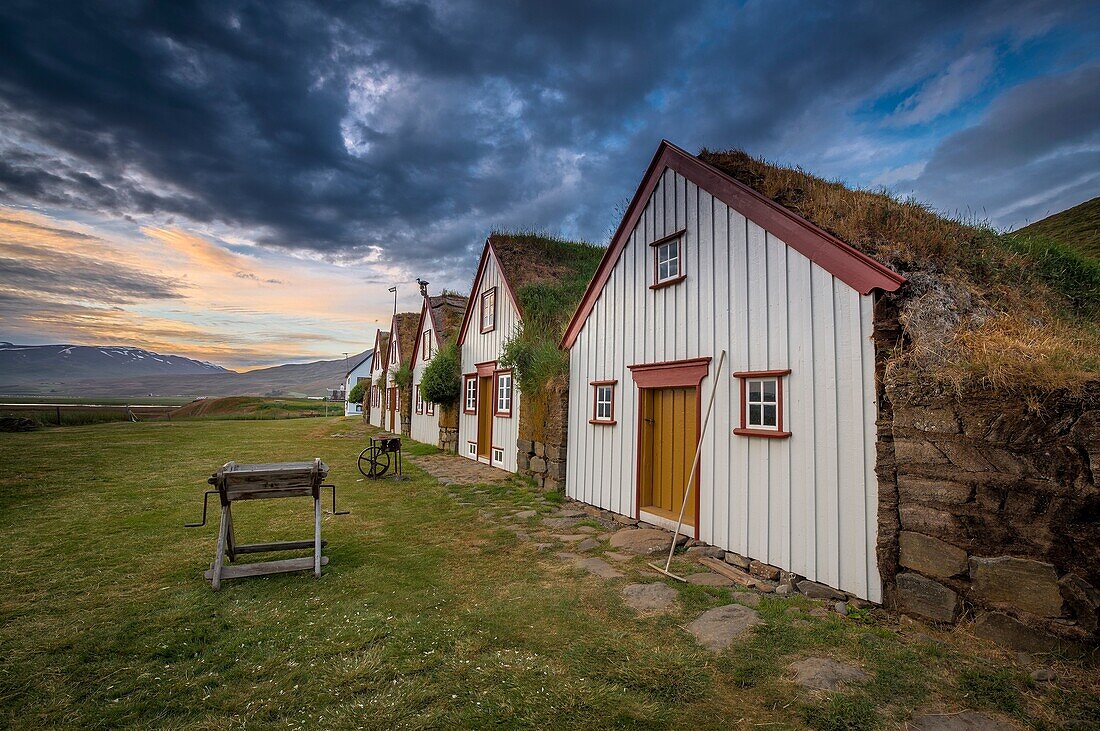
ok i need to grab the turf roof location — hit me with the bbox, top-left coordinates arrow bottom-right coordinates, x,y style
391,311 -> 421,368
489,232 -> 605,335
1016,196 -> 1100,260
696,148 -> 1100,391
427,293 -> 469,344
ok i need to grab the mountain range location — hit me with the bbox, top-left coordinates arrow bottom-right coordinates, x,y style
0,343 -> 371,398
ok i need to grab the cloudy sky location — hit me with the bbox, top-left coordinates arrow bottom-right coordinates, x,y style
1,1 -> 1097,369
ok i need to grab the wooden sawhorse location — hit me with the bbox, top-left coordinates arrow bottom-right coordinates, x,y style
187,459 -> 337,590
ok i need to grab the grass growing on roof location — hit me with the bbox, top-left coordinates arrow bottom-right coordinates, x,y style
1015,196 -> 1100,260
493,231 -> 604,395
698,149 -> 1100,392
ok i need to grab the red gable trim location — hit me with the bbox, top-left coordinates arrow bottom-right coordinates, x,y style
408,299 -> 430,367
561,140 -> 906,350
456,239 -> 523,346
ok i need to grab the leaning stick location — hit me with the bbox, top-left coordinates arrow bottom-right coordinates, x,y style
649,349 -> 727,581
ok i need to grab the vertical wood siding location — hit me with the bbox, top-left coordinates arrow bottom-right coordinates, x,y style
458,248 -> 521,473
565,169 -> 882,601
368,351 -> 385,429
410,312 -> 439,445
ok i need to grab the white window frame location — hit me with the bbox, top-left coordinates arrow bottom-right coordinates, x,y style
590,380 -> 616,424
423,330 -> 432,360
480,288 -> 497,333
745,378 -> 779,429
464,375 -> 478,413
492,447 -> 504,463
495,371 -> 512,416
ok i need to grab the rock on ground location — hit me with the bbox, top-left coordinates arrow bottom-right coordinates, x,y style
576,557 -> 624,579
622,583 -> 679,613
685,572 -> 733,587
575,538 -> 600,552
686,604 -> 761,651
609,528 -> 686,555
908,711 -> 1017,730
788,657 -> 868,690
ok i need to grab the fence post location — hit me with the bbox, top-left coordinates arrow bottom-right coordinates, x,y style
56,406 -> 62,425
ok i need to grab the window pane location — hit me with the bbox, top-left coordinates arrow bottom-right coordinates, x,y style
749,404 -> 761,426
763,379 -> 776,401
748,380 -> 761,401
763,404 -> 777,427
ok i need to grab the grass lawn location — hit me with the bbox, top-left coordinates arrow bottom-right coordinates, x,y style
0,418 -> 1095,729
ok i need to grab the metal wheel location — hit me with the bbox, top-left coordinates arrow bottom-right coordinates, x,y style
357,445 -> 390,478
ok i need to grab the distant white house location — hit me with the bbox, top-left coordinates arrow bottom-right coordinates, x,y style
343,351 -> 374,417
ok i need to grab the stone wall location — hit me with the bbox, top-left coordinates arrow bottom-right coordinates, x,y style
874,300 -> 1099,648
517,380 -> 568,491
438,405 -> 458,454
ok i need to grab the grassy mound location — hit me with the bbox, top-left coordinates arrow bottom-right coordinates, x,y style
170,396 -> 329,419
1016,196 -> 1100,260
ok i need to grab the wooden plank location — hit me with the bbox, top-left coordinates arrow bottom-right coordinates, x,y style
699,557 -> 759,588
233,540 -> 327,555
205,556 -> 329,581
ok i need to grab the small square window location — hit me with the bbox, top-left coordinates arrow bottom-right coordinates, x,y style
590,380 -> 617,424
480,288 -> 497,333
734,370 -> 791,438
495,371 -> 513,416
467,442 -> 477,456
492,447 -> 504,463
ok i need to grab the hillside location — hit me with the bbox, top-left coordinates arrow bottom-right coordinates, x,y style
1015,196 -> 1100,259
0,347 -> 371,398
0,343 -> 227,382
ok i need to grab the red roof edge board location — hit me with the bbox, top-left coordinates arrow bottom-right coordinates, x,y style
455,238 -> 524,347
560,140 -> 906,350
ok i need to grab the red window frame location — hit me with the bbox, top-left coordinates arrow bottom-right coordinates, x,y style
463,373 -> 478,414
426,399 -> 435,416
494,369 -> 513,417
480,287 -> 497,333
650,228 -> 686,290
733,369 -> 792,438
590,379 -> 617,425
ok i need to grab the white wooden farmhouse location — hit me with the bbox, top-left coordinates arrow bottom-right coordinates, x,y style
408,289 -> 468,446
561,141 -> 905,601
455,235 -> 522,471
343,351 -> 374,417
386,311 -> 421,434
367,329 -> 390,429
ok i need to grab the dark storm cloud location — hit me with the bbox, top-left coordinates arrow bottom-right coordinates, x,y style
0,0 -> 1096,282
905,62 -> 1100,226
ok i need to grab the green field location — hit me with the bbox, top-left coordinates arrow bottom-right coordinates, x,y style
0,418 -> 1094,729
0,396 -> 334,427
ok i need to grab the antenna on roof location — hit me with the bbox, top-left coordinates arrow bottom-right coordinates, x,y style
416,277 -> 430,298
387,285 -> 397,316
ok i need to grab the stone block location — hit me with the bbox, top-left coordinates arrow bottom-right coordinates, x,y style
796,580 -> 846,601
528,456 -> 547,474
1058,573 -> 1099,633
547,459 -> 566,480
897,475 -> 972,505
516,439 -> 534,454
896,406 -> 961,434
899,531 -> 968,579
543,477 -> 561,492
968,556 -> 1063,618
749,560 -> 781,581
893,439 -> 948,465
534,442 -> 545,458
899,504 -> 959,536
723,552 -> 750,570
545,443 -> 567,461
972,612 -> 1062,653
896,572 -> 959,623
937,441 -> 996,472
517,452 -> 530,471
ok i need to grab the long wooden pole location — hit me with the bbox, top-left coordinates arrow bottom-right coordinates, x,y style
652,349 -> 726,580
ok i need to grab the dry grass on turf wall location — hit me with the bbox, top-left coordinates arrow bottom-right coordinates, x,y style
0,417 -> 1096,729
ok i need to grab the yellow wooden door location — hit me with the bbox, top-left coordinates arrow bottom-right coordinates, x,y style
639,387 -> 697,522
477,376 -> 493,459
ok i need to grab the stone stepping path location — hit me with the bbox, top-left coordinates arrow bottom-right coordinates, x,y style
413,454 -> 513,485
622,583 -> 679,613
686,604 -> 761,651
609,527 -> 689,555
685,572 -> 734,587
558,553 -> 624,579
908,711 -> 1017,730
787,657 -> 868,690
